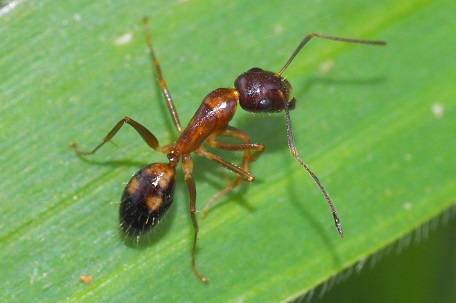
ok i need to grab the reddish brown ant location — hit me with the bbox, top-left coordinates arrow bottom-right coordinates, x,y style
70,17 -> 386,283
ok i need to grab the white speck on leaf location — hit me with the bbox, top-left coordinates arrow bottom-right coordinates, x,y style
431,103 -> 444,119
115,32 -> 133,46
403,202 -> 412,210
274,24 -> 284,34
319,59 -> 335,75
0,0 -> 21,17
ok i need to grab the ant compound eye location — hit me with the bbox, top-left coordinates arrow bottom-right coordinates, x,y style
119,163 -> 176,236
235,68 -> 293,112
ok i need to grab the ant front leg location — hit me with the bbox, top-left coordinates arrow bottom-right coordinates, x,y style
202,126 -> 264,217
70,116 -> 161,156
182,154 -> 209,284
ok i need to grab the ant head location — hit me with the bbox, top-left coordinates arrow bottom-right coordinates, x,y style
234,68 -> 295,112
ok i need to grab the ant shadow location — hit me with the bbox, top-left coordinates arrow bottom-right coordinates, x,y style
295,76 -> 386,98
74,156 -> 147,168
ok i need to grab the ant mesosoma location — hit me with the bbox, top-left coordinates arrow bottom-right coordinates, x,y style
70,17 -> 386,283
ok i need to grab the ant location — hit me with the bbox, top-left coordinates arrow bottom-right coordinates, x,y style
70,17 -> 386,284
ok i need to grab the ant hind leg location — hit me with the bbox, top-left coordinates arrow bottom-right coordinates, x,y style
182,154 -> 209,284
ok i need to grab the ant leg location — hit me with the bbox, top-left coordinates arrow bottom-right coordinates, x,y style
196,147 -> 255,182
182,154 -> 208,284
70,116 -> 160,156
143,17 -> 182,132
202,127 -> 264,217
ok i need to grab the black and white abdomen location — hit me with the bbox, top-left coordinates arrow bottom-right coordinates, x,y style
119,163 -> 176,236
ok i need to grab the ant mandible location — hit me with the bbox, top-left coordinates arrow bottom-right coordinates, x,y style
71,17 -> 386,284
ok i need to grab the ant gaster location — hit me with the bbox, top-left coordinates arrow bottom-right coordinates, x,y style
71,17 -> 386,284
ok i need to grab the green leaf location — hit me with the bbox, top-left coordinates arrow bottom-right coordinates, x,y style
1,0 -> 454,302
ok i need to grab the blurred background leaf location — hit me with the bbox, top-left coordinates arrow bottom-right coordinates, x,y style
0,0 -> 454,302
318,216 -> 456,303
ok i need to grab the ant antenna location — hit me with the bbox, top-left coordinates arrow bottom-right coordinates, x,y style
278,33 -> 386,75
284,101 -> 344,237
280,33 -> 386,237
